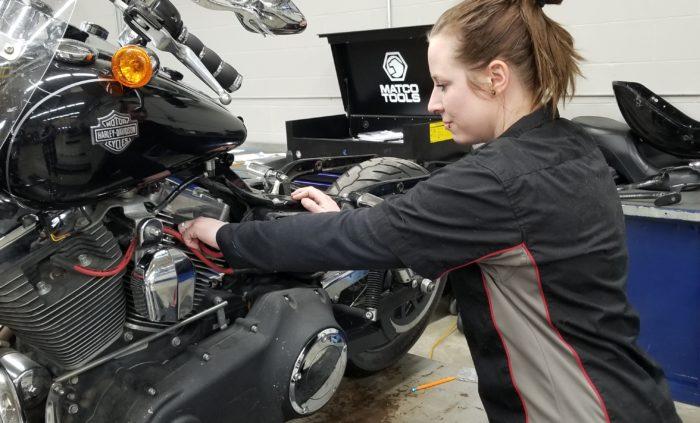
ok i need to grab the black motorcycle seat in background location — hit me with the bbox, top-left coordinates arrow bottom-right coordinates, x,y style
613,81 -> 700,159
573,116 -> 668,182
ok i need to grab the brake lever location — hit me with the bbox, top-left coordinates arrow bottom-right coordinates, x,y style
109,0 -> 232,105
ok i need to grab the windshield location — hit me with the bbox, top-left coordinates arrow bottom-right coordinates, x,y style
0,0 -> 76,150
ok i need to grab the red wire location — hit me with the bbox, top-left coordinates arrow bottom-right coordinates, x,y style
162,226 -> 233,275
73,238 -> 138,277
199,243 -> 224,259
71,227 -> 233,277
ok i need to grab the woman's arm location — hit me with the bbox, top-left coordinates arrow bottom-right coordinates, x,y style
181,155 -> 523,278
215,207 -> 405,272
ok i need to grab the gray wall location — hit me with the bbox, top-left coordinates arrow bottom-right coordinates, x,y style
72,0 -> 700,150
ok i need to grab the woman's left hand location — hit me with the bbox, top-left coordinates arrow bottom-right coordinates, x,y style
178,217 -> 226,250
291,186 -> 340,213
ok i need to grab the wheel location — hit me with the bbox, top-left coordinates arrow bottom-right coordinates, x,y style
326,157 -> 441,375
339,274 -> 446,375
326,157 -> 429,197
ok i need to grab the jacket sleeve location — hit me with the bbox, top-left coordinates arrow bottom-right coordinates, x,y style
215,206 -> 405,273
216,156 -> 523,279
368,158 -> 524,278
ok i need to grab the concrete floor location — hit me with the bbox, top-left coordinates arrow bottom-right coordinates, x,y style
292,353 -> 488,423
409,295 -> 700,423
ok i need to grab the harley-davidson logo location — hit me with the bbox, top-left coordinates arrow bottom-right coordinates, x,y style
90,111 -> 138,153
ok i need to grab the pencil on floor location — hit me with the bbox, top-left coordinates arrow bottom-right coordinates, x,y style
410,376 -> 457,393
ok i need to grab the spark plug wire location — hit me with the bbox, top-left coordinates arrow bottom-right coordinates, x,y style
162,226 -> 233,275
71,228 -> 232,277
72,238 -> 138,277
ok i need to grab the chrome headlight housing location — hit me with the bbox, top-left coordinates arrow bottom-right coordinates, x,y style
0,367 -> 24,423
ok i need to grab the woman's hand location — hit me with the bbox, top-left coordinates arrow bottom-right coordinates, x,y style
291,186 -> 340,213
178,217 -> 226,250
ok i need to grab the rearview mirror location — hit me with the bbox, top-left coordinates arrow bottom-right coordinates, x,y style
190,0 -> 307,35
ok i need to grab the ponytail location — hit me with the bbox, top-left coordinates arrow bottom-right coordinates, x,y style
519,0 -> 582,110
431,0 -> 582,111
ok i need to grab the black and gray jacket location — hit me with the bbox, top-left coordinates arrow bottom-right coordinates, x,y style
217,108 -> 680,423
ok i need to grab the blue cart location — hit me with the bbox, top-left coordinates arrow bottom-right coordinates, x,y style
622,191 -> 700,406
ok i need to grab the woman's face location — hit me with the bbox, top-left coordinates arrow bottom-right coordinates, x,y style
427,33 -> 499,144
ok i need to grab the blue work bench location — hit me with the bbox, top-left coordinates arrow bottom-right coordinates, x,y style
621,191 -> 700,406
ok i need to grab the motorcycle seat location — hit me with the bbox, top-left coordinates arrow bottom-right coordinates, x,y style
573,116 -> 660,183
613,81 -> 700,159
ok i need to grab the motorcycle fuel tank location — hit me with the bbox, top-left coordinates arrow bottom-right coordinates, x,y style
3,58 -> 246,210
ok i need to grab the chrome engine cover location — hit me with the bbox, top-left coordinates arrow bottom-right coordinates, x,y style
289,328 -> 347,416
130,247 -> 196,323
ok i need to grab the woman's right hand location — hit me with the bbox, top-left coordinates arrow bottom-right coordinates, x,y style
291,186 -> 340,213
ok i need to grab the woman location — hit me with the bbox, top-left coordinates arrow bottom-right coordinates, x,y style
179,1 -> 680,421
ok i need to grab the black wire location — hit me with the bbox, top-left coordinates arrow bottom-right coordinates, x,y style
152,174 -> 202,215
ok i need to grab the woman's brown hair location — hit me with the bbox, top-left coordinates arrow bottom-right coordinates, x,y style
430,0 -> 582,111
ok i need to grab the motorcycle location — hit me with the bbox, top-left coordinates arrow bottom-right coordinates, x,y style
574,81 -> 700,206
0,1 -> 444,421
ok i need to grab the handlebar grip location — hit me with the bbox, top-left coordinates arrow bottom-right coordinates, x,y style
178,29 -> 242,92
178,28 -> 204,54
211,60 -> 243,93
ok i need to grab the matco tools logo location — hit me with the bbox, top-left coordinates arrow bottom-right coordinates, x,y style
380,52 -> 420,104
90,111 -> 138,154
383,52 -> 408,81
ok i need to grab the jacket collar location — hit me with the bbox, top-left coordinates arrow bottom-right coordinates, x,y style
498,106 -> 558,139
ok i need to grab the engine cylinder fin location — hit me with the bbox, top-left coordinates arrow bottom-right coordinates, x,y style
0,223 -> 126,369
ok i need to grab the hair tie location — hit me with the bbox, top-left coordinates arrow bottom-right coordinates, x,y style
536,0 -> 546,7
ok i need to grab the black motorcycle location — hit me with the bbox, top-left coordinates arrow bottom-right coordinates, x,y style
0,1 -> 444,421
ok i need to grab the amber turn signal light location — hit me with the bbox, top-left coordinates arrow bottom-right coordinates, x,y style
111,45 -> 153,88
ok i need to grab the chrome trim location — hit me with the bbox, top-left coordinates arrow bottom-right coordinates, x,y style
212,61 -> 224,78
146,48 -> 160,74
45,396 -> 59,423
131,247 -> 196,322
55,39 -> 97,65
0,367 -> 24,423
393,268 -> 414,285
0,223 -> 35,252
117,27 -> 142,47
321,270 -> 369,301
0,349 -> 51,408
137,218 -> 164,248
420,277 -> 436,294
289,328 -> 347,415
189,0 -> 307,36
79,22 -> 108,40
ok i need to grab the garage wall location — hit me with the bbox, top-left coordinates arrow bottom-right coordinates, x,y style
72,0 -> 700,151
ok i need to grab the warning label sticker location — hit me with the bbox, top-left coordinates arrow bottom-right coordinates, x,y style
429,122 -> 453,143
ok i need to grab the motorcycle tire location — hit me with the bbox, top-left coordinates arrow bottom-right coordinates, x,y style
326,157 -> 444,375
326,156 -> 429,197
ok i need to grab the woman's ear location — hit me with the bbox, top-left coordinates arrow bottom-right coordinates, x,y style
486,60 -> 510,96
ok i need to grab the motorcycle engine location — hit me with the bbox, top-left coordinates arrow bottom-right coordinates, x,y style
0,178 -> 350,422
0,179 -> 230,371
